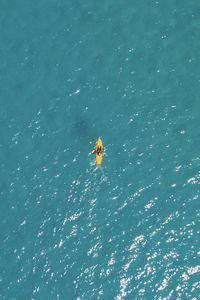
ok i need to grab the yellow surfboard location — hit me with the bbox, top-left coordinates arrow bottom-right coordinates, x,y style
95,137 -> 103,165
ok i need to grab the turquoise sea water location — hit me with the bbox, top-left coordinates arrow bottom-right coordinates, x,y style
0,1 -> 200,299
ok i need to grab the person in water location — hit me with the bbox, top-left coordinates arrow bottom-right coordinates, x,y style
93,146 -> 102,156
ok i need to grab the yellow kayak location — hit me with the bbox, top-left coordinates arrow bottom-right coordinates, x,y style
95,137 -> 103,165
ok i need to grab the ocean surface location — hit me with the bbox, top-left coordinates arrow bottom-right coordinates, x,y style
0,1 -> 200,299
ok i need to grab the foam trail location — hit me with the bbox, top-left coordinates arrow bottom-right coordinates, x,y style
99,165 -> 107,182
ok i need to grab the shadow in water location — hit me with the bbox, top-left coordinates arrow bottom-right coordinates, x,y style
72,117 -> 96,142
